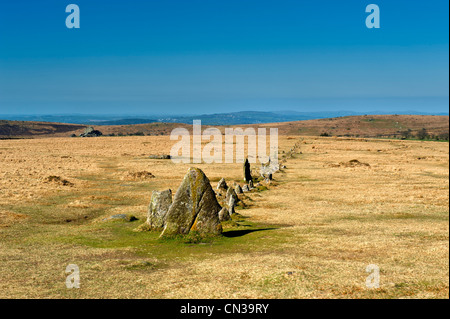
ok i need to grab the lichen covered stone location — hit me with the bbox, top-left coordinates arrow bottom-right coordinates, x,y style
145,189 -> 172,230
161,168 -> 222,237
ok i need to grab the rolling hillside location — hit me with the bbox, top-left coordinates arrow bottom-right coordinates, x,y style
256,115 -> 449,139
0,121 -> 86,139
0,115 -> 448,140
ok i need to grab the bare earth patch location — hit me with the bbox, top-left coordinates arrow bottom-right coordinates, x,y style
44,175 -> 74,186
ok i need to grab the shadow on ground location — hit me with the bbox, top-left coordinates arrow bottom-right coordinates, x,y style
222,227 -> 278,238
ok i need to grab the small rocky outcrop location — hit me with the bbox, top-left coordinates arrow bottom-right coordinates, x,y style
160,168 -> 222,237
235,184 -> 243,194
80,126 -> 102,137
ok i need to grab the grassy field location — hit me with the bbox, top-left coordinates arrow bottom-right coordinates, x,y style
0,135 -> 448,298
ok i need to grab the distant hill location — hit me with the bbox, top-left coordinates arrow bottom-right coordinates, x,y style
0,115 -> 157,126
253,114 -> 449,139
1,115 -> 448,140
87,118 -> 156,126
156,110 -> 449,125
2,110 -> 448,126
0,120 -> 85,139
156,111 -> 314,125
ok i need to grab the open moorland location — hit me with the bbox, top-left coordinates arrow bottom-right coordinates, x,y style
1,115 -> 449,140
0,131 -> 448,298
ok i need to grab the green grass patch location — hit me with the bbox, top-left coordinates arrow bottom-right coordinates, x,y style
41,213 -> 288,263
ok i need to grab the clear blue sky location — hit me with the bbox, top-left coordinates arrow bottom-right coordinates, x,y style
0,0 -> 448,115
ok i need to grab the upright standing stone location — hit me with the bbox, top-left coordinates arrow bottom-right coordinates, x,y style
244,158 -> 252,182
161,168 -> 222,237
218,207 -> 231,222
235,184 -> 243,194
145,189 -> 172,230
228,196 -> 236,215
226,187 -> 239,205
217,178 -> 228,191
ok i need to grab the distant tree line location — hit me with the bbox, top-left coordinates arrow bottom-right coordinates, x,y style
400,128 -> 449,141
319,128 -> 449,141
105,131 -> 166,137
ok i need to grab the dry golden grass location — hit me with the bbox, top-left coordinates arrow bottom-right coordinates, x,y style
0,135 -> 448,298
255,114 -> 450,137
0,210 -> 28,228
